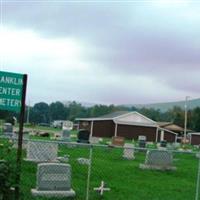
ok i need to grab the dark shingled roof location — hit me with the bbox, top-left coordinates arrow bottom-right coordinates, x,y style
98,111 -> 130,119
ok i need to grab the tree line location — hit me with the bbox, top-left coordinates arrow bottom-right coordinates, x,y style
1,101 -> 200,131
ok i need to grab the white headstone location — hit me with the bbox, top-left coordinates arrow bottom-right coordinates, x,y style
90,137 -> 100,144
26,141 -> 58,162
62,121 -> 73,131
123,143 -> 135,160
138,135 -> 146,141
31,163 -> 75,197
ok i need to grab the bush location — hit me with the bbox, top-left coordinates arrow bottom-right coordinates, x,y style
0,160 -> 13,200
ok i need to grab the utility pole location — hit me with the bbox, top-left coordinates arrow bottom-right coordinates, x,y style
184,96 -> 190,142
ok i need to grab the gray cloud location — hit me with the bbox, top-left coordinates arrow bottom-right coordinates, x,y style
2,1 -> 200,104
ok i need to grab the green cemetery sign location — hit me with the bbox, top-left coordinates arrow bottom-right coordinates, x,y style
0,71 -> 24,112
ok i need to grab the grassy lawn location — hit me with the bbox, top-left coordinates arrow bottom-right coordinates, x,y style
0,137 -> 199,200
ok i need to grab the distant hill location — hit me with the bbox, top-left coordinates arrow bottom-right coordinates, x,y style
125,98 -> 200,112
63,100 -> 96,108
63,98 -> 200,112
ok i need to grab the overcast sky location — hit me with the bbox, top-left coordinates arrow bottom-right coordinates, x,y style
0,0 -> 200,105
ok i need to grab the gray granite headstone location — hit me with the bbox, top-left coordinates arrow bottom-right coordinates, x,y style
123,143 -> 135,160
37,163 -> 71,190
31,163 -> 75,197
26,141 -> 58,162
172,143 -> 181,149
90,137 -> 100,144
140,150 -> 176,170
3,123 -> 13,137
12,131 -> 29,149
61,130 -> 70,141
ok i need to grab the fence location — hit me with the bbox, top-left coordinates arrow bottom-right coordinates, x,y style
0,136 -> 200,200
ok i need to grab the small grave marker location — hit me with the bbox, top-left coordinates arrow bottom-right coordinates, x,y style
90,137 -> 100,144
94,181 -> 110,196
111,136 -> 125,146
77,158 -> 91,165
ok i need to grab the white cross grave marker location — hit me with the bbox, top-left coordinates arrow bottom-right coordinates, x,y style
93,181 -> 110,196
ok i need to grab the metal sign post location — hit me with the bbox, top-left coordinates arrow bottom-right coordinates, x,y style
15,74 -> 27,200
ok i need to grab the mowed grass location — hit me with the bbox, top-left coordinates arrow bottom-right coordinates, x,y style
0,138 -> 199,200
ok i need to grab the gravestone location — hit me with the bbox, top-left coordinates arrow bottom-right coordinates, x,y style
138,135 -> 146,141
77,129 -> 90,143
94,181 -> 110,196
61,130 -> 70,141
172,142 -> 181,149
90,137 -> 100,144
12,131 -> 29,149
111,136 -> 125,146
77,158 -> 91,165
26,141 -> 58,162
60,121 -> 73,141
181,137 -> 190,144
138,135 -> 146,148
57,155 -> 70,163
160,140 -> 167,148
140,150 -> 176,170
196,152 -> 200,159
3,123 -> 13,137
62,121 -> 73,131
166,143 -> 174,150
123,143 -> 135,160
158,140 -> 167,150
31,163 -> 75,197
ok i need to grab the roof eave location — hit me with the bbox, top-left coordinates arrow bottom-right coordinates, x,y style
115,120 -> 158,128
75,118 -> 113,121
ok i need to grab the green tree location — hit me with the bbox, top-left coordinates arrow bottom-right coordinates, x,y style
30,102 -> 49,123
138,107 -> 161,121
191,107 -> 200,131
68,101 -> 88,120
169,106 -> 184,127
49,101 -> 68,121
